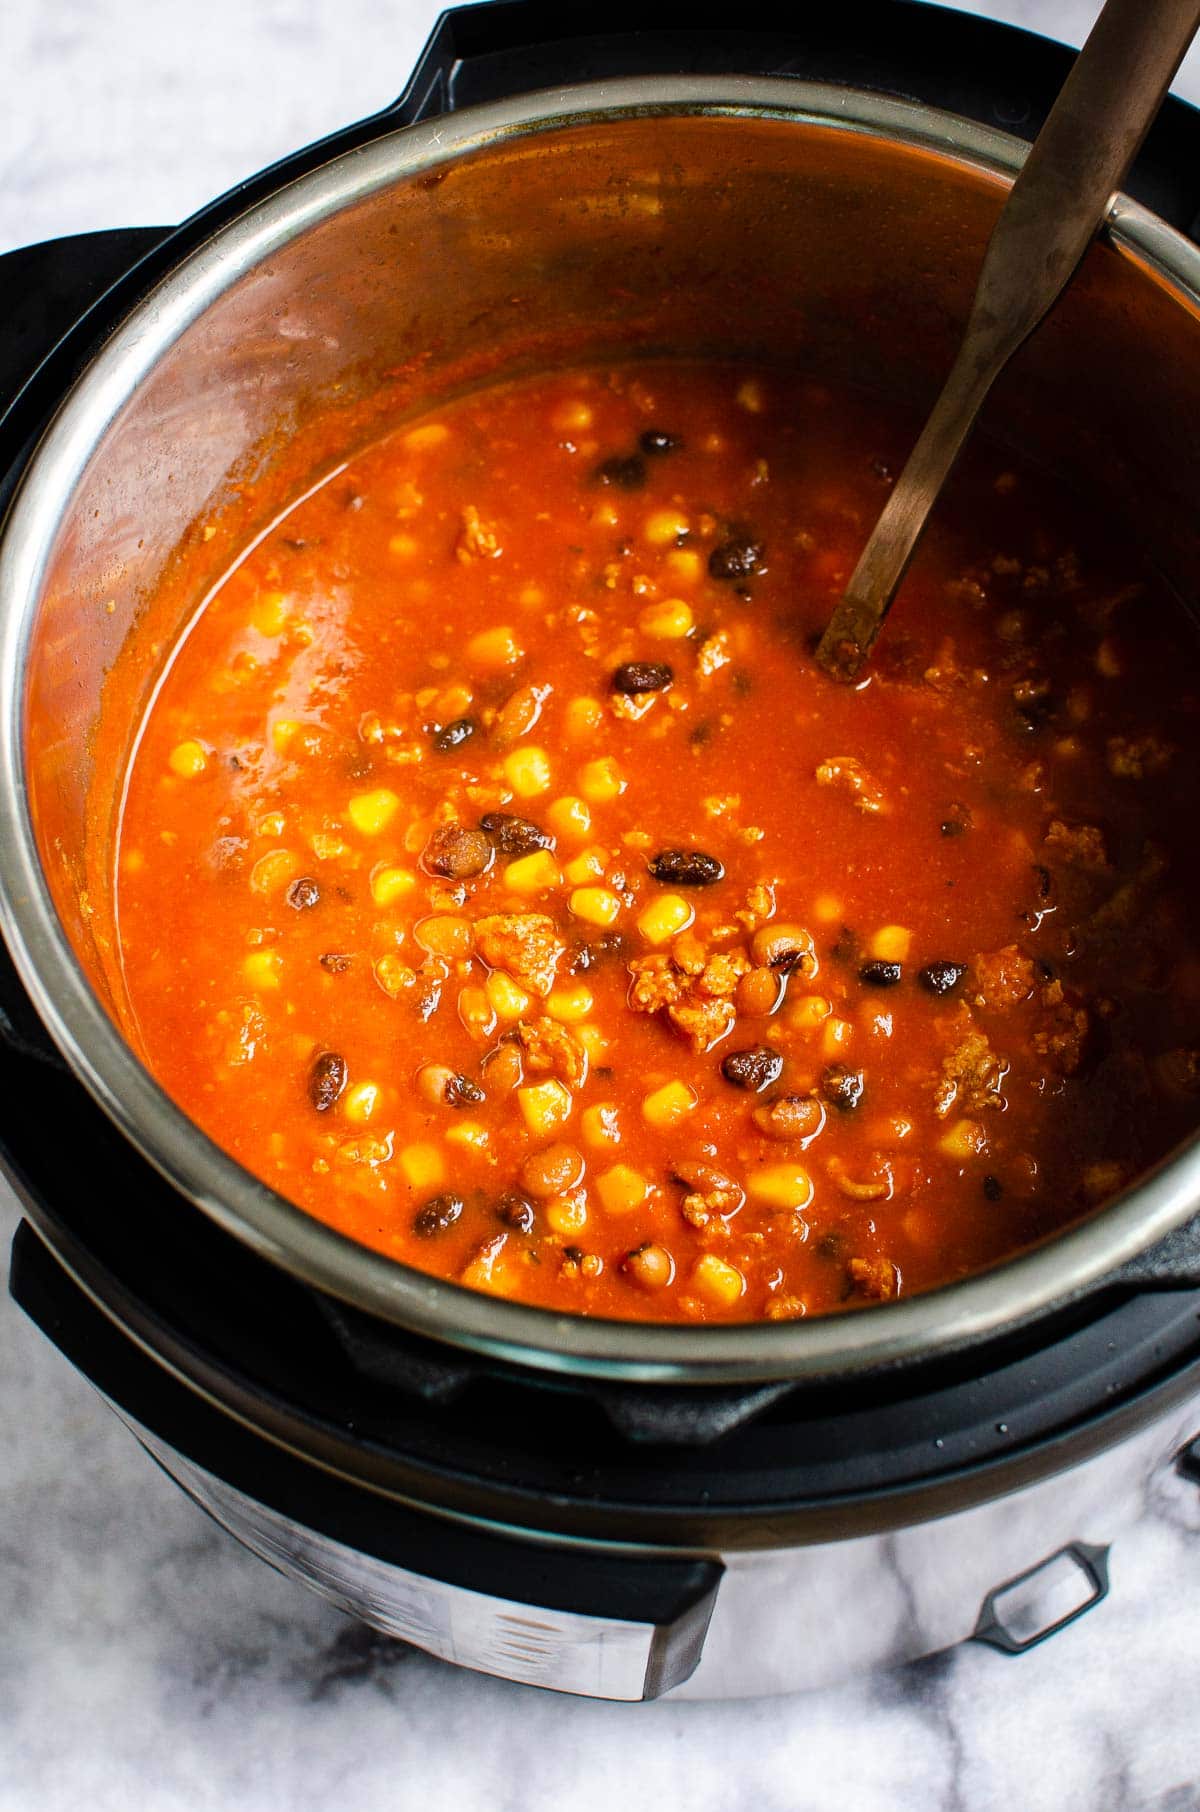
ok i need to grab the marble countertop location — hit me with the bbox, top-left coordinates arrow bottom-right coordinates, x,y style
4,2 -> 1200,1806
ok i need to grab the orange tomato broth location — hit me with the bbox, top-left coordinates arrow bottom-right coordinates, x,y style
110,361 -> 1200,1322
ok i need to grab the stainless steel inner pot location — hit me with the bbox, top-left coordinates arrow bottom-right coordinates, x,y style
3,77 -> 1200,1383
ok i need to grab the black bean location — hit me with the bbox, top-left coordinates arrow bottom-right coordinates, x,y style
859,960 -> 902,987
308,1051 -> 347,1112
821,1064 -> 864,1111
568,931 -> 626,973
983,1174 -> 1004,1202
479,811 -> 554,856
639,428 -> 682,456
286,875 -> 322,911
611,661 -> 673,695
431,716 -> 477,752
721,1045 -> 784,1092
708,529 -> 766,581
319,952 -> 351,974
422,823 -> 493,879
445,1073 -> 485,1108
496,1193 -> 535,1234
648,848 -> 725,887
1032,864 -> 1054,900
414,1193 -> 464,1238
919,961 -> 966,996
594,454 -> 647,490
829,926 -> 861,965
940,805 -> 970,837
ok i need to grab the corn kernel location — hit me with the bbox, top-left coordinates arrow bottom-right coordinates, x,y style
692,1253 -> 746,1306
343,1081 -> 380,1125
638,597 -> 695,639
168,739 -> 208,778
822,1016 -> 854,1056
241,949 -> 281,990
871,924 -> 912,964
485,969 -> 531,1021
596,1164 -> 649,1215
402,421 -> 450,451
637,893 -> 694,945
642,1079 -> 697,1129
458,985 -> 498,1040
398,1141 -> 446,1188
552,398 -> 593,432
564,846 -> 606,886
578,757 -> 625,803
546,983 -> 594,1024
271,719 -> 302,756
746,1164 -> 813,1210
347,788 -> 400,836
736,376 -> 766,413
938,1118 -> 987,1161
249,848 -> 298,895
503,746 -> 552,798
546,1194 -> 589,1236
581,1103 -> 621,1148
664,548 -> 703,585
250,590 -> 289,637
812,893 -> 843,924
791,994 -> 832,1030
460,1235 -> 512,1293
445,1120 -> 489,1151
644,507 -> 690,546
466,625 -> 524,668
518,1079 -> 572,1136
547,795 -> 591,841
569,886 -> 622,928
1096,638 -> 1123,679
371,865 -> 418,907
388,533 -> 418,559
503,849 -> 561,894
565,697 -> 604,739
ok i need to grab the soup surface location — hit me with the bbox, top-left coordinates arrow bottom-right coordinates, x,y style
113,362 -> 1200,1321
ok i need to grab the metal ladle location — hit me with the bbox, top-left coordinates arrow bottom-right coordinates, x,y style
815,0 -> 1200,682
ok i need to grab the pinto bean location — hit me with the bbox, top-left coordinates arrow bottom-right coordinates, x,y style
736,966 -> 783,1017
519,1142 -> 586,1199
648,848 -> 725,887
623,1242 -> 675,1290
751,923 -> 816,975
422,823 -> 494,879
286,875 -> 321,910
308,1051 -> 348,1112
721,1045 -> 784,1092
753,1093 -> 825,1143
611,661 -> 673,695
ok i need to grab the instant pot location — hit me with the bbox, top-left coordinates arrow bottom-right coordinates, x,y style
5,0 -> 1200,1700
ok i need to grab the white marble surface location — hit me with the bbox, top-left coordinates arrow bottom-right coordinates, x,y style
4,1 -> 1200,1806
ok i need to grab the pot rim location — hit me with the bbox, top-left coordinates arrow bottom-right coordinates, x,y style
2,74 -> 1199,1385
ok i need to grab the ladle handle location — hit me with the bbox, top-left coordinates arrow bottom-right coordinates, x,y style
816,0 -> 1200,681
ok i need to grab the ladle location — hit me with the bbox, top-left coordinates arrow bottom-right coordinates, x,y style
815,0 -> 1200,682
